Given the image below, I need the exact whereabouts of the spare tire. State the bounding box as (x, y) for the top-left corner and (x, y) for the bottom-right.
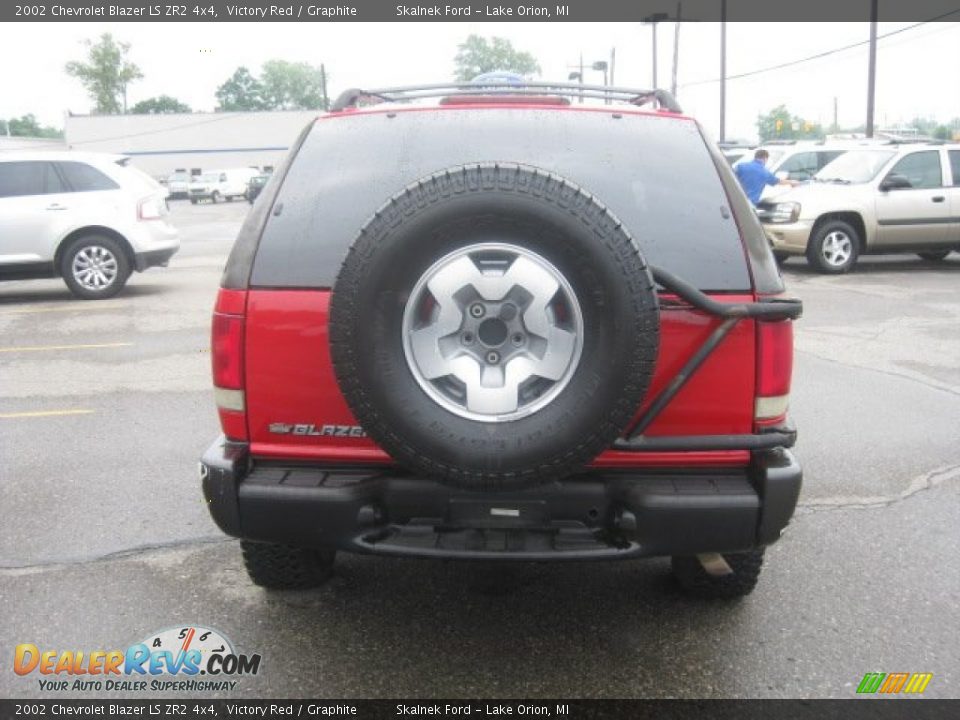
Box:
(330, 164), (659, 490)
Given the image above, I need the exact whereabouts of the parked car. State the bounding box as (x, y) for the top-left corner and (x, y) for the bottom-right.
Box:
(245, 173), (270, 204)
(165, 170), (191, 199)
(188, 168), (258, 204)
(200, 81), (803, 599)
(736, 142), (851, 201)
(0, 152), (180, 299)
(719, 141), (755, 165)
(760, 143), (960, 272)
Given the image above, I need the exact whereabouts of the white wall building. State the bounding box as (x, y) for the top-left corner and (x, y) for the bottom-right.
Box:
(0, 136), (66, 152)
(64, 110), (319, 179)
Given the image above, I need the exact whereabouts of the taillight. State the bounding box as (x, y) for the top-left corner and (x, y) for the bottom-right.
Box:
(212, 289), (248, 441)
(755, 319), (793, 425)
(137, 195), (165, 221)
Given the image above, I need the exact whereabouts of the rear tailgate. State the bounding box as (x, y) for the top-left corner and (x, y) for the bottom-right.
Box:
(243, 289), (756, 467)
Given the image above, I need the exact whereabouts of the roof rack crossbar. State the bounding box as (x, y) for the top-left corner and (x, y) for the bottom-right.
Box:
(330, 82), (682, 113)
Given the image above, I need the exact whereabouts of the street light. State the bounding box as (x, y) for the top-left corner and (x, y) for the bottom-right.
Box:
(591, 60), (609, 104)
(591, 60), (608, 88)
(568, 71), (583, 103)
(643, 12), (669, 88)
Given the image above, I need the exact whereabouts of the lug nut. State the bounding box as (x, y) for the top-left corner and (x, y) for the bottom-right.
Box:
(469, 303), (485, 318)
(500, 303), (518, 321)
(461, 332), (475, 345)
(486, 351), (500, 364)
(511, 333), (525, 347)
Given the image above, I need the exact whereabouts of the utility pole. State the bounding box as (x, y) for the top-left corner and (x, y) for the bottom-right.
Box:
(866, 0), (878, 138)
(719, 0), (727, 142)
(580, 52), (584, 103)
(320, 63), (329, 111)
(833, 96), (838, 132)
(610, 47), (616, 87)
(644, 13), (668, 88)
(671, 3), (682, 99)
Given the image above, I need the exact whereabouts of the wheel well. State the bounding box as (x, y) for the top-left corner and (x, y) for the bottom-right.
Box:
(811, 212), (867, 252)
(54, 227), (135, 276)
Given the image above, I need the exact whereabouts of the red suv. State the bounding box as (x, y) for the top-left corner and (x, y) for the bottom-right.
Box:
(200, 82), (802, 599)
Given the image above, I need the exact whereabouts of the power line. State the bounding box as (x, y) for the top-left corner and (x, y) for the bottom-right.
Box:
(679, 10), (960, 89)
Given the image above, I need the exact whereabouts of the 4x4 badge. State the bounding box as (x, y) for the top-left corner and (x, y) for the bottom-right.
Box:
(268, 423), (366, 438)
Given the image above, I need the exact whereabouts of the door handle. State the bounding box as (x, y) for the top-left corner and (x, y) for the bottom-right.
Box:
(45, 203), (67, 211)
(931, 196), (945, 203)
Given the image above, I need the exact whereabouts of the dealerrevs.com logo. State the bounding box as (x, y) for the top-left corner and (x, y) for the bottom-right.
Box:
(13, 626), (261, 693)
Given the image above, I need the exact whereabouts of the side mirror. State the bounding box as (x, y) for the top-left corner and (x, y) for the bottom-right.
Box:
(880, 173), (911, 191)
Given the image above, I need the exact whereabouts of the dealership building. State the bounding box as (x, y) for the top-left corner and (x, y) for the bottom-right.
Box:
(63, 109), (319, 179)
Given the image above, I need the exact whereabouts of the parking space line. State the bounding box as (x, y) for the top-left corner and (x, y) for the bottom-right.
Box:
(0, 303), (124, 315)
(0, 409), (95, 419)
(0, 342), (133, 353)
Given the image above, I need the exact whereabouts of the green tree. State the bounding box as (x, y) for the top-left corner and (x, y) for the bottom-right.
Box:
(64, 33), (142, 114)
(0, 114), (62, 138)
(453, 35), (541, 82)
(130, 95), (191, 114)
(215, 67), (266, 111)
(757, 105), (823, 142)
(932, 125), (952, 141)
(260, 59), (327, 110)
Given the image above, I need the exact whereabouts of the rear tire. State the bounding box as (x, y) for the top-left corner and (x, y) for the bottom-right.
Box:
(211, 191), (221, 204)
(60, 234), (131, 300)
(918, 250), (951, 261)
(772, 250), (789, 265)
(240, 540), (335, 590)
(807, 220), (859, 274)
(190, 198), (198, 205)
(672, 549), (765, 599)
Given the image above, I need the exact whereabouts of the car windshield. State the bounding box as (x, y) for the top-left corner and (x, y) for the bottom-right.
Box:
(814, 150), (896, 184)
(198, 173), (220, 182)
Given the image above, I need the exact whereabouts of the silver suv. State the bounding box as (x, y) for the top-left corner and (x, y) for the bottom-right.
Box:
(0, 152), (180, 298)
(760, 143), (960, 273)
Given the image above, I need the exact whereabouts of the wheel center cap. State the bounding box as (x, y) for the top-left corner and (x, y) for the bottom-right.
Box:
(477, 317), (508, 347)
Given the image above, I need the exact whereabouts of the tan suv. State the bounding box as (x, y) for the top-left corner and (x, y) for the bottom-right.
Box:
(760, 143), (960, 273)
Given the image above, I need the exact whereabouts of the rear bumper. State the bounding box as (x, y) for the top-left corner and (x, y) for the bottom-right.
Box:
(200, 438), (802, 561)
(134, 247), (178, 271)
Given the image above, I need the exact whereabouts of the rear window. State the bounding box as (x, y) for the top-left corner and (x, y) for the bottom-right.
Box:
(57, 161), (119, 192)
(251, 109), (753, 291)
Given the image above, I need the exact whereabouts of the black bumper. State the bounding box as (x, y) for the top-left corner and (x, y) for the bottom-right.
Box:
(134, 248), (178, 272)
(200, 438), (802, 561)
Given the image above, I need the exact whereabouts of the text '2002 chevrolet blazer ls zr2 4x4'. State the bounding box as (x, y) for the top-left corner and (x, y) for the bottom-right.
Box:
(200, 82), (803, 599)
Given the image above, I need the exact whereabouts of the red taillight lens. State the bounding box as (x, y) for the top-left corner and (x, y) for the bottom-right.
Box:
(212, 313), (244, 390)
(757, 320), (793, 397)
(212, 289), (247, 441)
(756, 319), (794, 423)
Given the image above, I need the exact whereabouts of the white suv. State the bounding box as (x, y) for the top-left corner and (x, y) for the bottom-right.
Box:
(0, 152), (180, 299)
(737, 142), (850, 201)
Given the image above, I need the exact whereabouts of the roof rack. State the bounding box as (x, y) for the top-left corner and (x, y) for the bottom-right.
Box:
(330, 81), (683, 113)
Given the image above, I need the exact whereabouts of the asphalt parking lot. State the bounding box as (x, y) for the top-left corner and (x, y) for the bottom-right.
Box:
(1, 201), (958, 699)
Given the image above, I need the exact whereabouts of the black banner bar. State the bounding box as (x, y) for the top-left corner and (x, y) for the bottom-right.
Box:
(1, 700), (959, 719)
(4, 0), (960, 22)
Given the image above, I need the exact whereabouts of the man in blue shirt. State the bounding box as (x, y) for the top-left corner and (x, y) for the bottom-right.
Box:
(735, 149), (797, 205)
